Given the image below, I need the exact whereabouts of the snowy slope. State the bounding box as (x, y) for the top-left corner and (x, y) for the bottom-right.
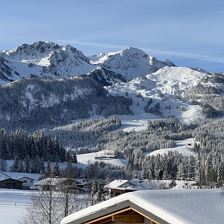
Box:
(42, 44), (95, 76)
(91, 47), (175, 80)
(106, 66), (208, 123)
(77, 150), (127, 167)
(147, 138), (196, 157)
(0, 57), (20, 84)
(146, 66), (210, 96)
(86, 67), (126, 86)
(117, 119), (149, 132)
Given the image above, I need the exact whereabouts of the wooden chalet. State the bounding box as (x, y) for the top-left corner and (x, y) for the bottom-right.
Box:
(0, 178), (23, 189)
(61, 189), (224, 224)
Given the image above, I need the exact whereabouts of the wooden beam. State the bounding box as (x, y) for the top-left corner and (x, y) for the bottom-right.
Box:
(85, 207), (157, 224)
(86, 208), (132, 224)
(90, 216), (112, 224)
(112, 212), (144, 223)
(131, 207), (160, 224)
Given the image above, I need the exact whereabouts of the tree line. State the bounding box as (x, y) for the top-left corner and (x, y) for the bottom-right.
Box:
(0, 129), (77, 163)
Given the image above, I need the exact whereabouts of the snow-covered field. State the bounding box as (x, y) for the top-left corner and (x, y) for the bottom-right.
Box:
(77, 139), (195, 168)
(77, 150), (127, 167)
(0, 189), (32, 224)
(0, 189), (90, 224)
(147, 138), (196, 157)
(118, 118), (149, 132)
(0, 182), (197, 224)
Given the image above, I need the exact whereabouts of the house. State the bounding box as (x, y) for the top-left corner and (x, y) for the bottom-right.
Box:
(0, 171), (41, 190)
(61, 189), (224, 224)
(94, 150), (116, 160)
(0, 178), (23, 189)
(33, 178), (69, 191)
(75, 178), (93, 192)
(18, 177), (35, 189)
(33, 177), (79, 191)
(104, 179), (134, 197)
(105, 179), (196, 197)
(33, 178), (103, 193)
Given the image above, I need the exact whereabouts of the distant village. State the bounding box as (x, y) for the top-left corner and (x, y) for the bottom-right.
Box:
(0, 171), (197, 197)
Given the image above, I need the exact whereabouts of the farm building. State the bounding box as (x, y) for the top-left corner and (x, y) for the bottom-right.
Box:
(18, 177), (35, 189)
(105, 179), (196, 197)
(0, 171), (40, 189)
(33, 177), (92, 192)
(0, 178), (23, 189)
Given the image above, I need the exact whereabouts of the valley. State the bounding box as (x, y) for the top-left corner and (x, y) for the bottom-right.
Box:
(0, 41), (224, 194)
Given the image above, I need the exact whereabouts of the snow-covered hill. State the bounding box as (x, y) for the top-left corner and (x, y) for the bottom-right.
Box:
(106, 66), (213, 122)
(146, 66), (211, 96)
(0, 77), (132, 129)
(147, 138), (196, 157)
(76, 150), (127, 167)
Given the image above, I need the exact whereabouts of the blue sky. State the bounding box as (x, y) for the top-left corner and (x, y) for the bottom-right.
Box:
(1, 0), (224, 72)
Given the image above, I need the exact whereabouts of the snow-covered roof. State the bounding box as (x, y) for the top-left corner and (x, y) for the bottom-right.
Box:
(61, 189), (224, 224)
(129, 179), (164, 190)
(0, 171), (40, 182)
(34, 178), (70, 186)
(74, 178), (93, 185)
(105, 179), (196, 191)
(104, 179), (128, 189)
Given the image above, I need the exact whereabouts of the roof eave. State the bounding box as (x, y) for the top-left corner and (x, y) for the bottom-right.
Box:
(61, 199), (169, 224)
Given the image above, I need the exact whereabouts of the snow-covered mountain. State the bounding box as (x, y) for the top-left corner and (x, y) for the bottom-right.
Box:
(0, 43), (177, 85)
(1, 41), (60, 62)
(91, 47), (175, 80)
(0, 41), (95, 79)
(86, 67), (126, 86)
(1, 40), (224, 127)
(0, 42), (176, 86)
(0, 77), (132, 129)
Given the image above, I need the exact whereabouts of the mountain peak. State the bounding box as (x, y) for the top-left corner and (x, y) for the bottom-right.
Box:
(121, 47), (148, 57)
(1, 41), (61, 62)
(6, 41), (60, 53)
(91, 47), (174, 80)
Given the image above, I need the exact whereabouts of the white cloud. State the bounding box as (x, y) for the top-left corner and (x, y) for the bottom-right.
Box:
(55, 39), (128, 50)
(56, 39), (224, 64)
